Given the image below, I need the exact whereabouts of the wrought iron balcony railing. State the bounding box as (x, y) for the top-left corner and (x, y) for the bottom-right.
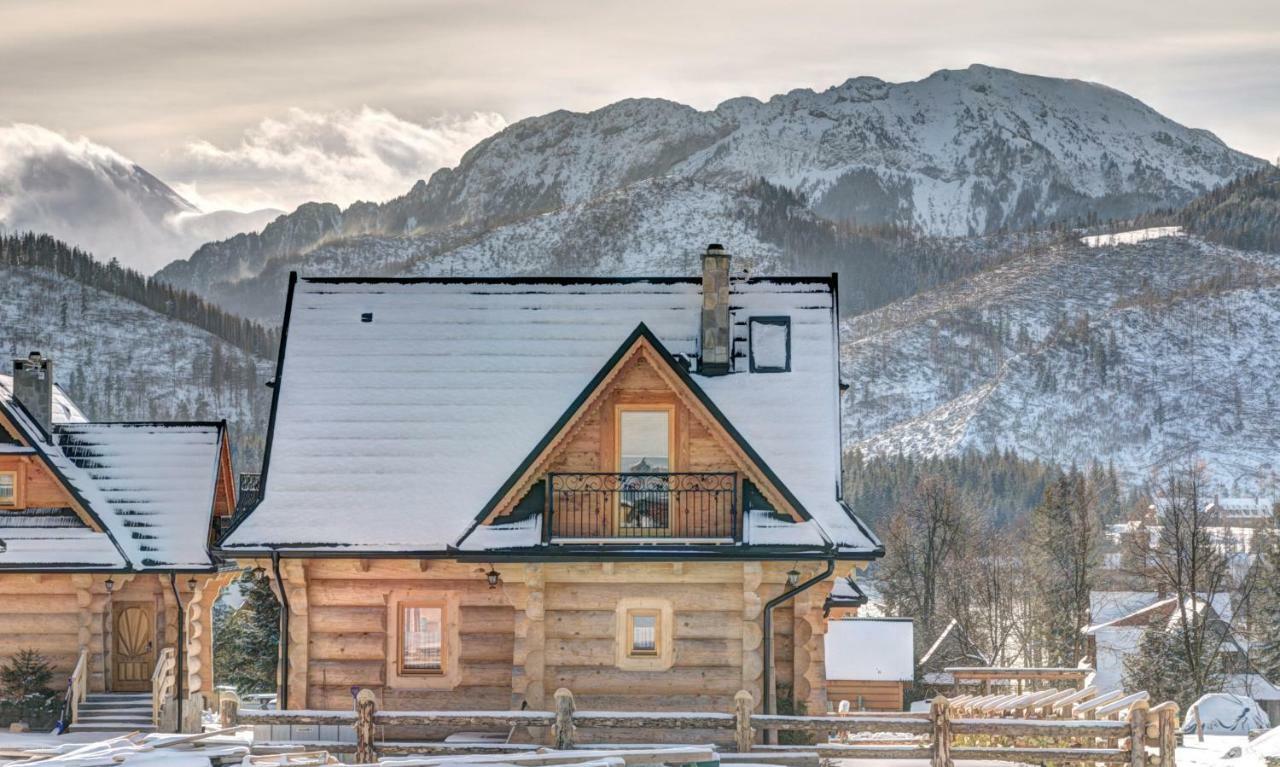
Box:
(545, 471), (738, 542)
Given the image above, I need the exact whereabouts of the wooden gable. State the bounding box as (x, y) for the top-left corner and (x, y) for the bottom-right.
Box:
(0, 408), (103, 532)
(481, 330), (804, 526)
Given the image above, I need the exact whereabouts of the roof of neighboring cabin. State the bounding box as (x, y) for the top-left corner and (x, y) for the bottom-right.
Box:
(0, 376), (229, 571)
(825, 578), (868, 610)
(220, 274), (882, 559)
(825, 618), (915, 681)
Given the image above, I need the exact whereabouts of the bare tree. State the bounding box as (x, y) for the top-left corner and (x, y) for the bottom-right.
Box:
(1029, 468), (1102, 666)
(874, 476), (973, 655)
(1125, 462), (1258, 699)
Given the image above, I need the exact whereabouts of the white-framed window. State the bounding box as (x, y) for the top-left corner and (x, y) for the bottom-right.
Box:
(0, 471), (16, 507)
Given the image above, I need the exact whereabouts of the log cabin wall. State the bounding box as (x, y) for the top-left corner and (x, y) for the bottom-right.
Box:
(282, 559), (834, 741)
(0, 573), (179, 695)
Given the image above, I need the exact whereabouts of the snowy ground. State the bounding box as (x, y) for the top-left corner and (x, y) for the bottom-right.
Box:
(1080, 226), (1184, 247)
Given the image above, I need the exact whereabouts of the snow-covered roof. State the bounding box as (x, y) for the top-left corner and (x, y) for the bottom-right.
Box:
(1084, 592), (1236, 635)
(825, 618), (915, 681)
(826, 577), (868, 607)
(0, 380), (227, 571)
(1088, 591), (1164, 629)
(222, 275), (882, 558)
(55, 423), (226, 569)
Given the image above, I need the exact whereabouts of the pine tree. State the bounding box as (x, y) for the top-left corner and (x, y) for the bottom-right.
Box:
(0, 649), (54, 697)
(1028, 468), (1100, 666)
(213, 571), (281, 693)
(1251, 512), (1280, 681)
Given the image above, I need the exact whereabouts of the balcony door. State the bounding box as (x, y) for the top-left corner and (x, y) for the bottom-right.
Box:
(615, 406), (674, 535)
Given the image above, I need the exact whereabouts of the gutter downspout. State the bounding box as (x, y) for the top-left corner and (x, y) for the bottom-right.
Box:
(167, 574), (185, 732)
(271, 551), (290, 710)
(762, 559), (834, 745)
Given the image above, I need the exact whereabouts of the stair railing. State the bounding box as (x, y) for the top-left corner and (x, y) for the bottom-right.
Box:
(151, 647), (177, 728)
(57, 649), (90, 732)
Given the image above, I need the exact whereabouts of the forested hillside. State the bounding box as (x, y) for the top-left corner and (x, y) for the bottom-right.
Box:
(0, 234), (274, 469)
(1179, 166), (1280, 253)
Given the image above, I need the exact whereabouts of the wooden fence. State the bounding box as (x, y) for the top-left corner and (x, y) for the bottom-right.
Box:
(224, 687), (1180, 766)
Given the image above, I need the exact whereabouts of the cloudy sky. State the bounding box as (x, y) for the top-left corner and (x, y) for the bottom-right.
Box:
(2, 0), (1278, 214)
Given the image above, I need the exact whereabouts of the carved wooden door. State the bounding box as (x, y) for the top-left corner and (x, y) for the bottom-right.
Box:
(111, 603), (155, 691)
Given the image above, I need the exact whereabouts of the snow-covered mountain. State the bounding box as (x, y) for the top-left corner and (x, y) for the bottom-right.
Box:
(843, 228), (1280, 494)
(0, 124), (280, 272)
(157, 65), (1264, 310)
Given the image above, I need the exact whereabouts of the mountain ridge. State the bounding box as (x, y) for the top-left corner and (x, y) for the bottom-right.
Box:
(155, 65), (1265, 309)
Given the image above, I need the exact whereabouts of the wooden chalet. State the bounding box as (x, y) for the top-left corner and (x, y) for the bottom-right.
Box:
(218, 245), (884, 733)
(0, 354), (237, 732)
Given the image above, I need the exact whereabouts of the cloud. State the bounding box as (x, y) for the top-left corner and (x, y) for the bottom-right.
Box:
(0, 123), (282, 272)
(164, 106), (507, 213)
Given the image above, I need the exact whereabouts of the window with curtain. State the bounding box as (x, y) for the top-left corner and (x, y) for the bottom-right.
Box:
(0, 472), (15, 506)
(399, 604), (445, 673)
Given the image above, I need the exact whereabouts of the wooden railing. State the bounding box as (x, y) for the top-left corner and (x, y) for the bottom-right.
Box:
(151, 647), (177, 728)
(225, 687), (1180, 766)
(66, 649), (89, 727)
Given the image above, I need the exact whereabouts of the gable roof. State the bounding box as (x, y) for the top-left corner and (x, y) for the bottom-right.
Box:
(221, 274), (882, 559)
(56, 422), (229, 569)
(455, 323), (812, 548)
(0, 376), (228, 571)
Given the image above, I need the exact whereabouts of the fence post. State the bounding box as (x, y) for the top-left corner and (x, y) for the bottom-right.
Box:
(554, 688), (576, 750)
(1128, 699), (1149, 767)
(1157, 702), (1179, 767)
(355, 688), (378, 764)
(930, 695), (952, 767)
(219, 690), (240, 728)
(734, 690), (755, 753)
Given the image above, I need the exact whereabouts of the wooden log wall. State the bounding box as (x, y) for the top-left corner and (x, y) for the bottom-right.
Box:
(290, 559), (833, 744)
(0, 573), (174, 695)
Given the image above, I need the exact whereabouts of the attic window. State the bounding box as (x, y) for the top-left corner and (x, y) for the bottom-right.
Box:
(0, 472), (13, 506)
(749, 316), (791, 373)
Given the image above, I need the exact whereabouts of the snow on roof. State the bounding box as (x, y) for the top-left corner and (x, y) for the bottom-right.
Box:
(825, 618), (915, 681)
(1087, 591), (1165, 629)
(55, 423), (224, 569)
(0, 381), (223, 571)
(223, 276), (881, 556)
(1085, 592), (1236, 634)
(0, 373), (88, 424)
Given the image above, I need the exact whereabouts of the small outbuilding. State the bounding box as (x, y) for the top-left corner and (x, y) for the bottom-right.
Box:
(823, 617), (914, 711)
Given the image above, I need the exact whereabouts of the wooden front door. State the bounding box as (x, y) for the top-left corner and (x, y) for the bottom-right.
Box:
(111, 603), (155, 691)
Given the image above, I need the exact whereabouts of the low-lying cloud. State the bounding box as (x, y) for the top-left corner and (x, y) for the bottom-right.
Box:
(165, 106), (508, 213)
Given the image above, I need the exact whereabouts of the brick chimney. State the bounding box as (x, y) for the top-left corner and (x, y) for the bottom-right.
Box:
(699, 244), (731, 376)
(12, 352), (54, 438)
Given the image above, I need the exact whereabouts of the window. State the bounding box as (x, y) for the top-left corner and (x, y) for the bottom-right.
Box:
(749, 316), (791, 373)
(399, 603), (445, 674)
(0, 472), (15, 507)
(617, 409), (672, 473)
(627, 609), (660, 656)
(614, 598), (673, 670)
(616, 407), (675, 532)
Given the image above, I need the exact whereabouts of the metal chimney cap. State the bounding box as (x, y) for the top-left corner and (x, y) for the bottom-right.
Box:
(26, 351), (44, 362)
(704, 243), (728, 256)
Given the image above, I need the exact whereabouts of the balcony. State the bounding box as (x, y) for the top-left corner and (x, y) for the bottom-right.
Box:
(544, 472), (739, 543)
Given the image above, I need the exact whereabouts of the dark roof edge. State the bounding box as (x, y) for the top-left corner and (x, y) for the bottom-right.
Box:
(216, 271), (298, 548)
(212, 544), (880, 562)
(55, 420), (227, 429)
(0, 397), (132, 565)
(297, 274), (839, 287)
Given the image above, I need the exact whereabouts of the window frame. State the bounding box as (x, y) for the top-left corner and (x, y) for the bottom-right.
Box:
(614, 597), (674, 671)
(0, 470), (18, 508)
(613, 404), (678, 535)
(626, 608), (662, 657)
(613, 404), (677, 474)
(395, 599), (449, 677)
(748, 316), (792, 373)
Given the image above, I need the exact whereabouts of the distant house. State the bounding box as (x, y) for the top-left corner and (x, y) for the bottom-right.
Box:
(217, 247), (884, 735)
(1082, 591), (1241, 692)
(0, 354), (237, 731)
(824, 617), (913, 710)
(916, 619), (989, 693)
